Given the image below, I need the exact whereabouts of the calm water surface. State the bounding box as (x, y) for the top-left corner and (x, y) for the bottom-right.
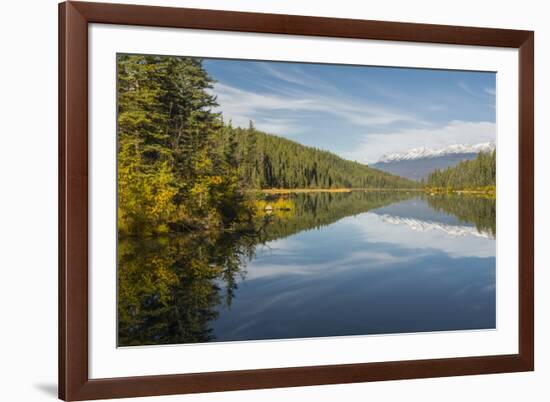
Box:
(118, 191), (496, 346)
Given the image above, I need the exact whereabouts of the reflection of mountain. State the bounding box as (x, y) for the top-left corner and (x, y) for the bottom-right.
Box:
(425, 194), (496, 237)
(378, 214), (494, 239)
(118, 191), (495, 346)
(371, 195), (496, 237)
(259, 191), (414, 242)
(371, 142), (495, 181)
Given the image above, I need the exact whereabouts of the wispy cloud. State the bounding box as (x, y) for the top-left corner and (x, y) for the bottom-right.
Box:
(427, 104), (447, 112)
(253, 117), (304, 137)
(484, 87), (496, 96)
(459, 82), (495, 99)
(204, 59), (496, 160)
(458, 82), (483, 98)
(211, 82), (421, 136)
(258, 63), (316, 88)
(342, 120), (496, 164)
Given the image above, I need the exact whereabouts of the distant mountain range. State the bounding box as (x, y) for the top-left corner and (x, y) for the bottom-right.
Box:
(371, 142), (495, 181)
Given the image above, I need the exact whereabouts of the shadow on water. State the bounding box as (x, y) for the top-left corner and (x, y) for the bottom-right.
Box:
(118, 190), (496, 346)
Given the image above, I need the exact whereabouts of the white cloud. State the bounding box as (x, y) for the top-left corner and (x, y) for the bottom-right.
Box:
(458, 82), (484, 98)
(258, 63), (320, 88)
(342, 120), (496, 164)
(253, 117), (305, 137)
(484, 87), (496, 96)
(459, 82), (495, 99)
(427, 104), (447, 111)
(210, 82), (421, 136)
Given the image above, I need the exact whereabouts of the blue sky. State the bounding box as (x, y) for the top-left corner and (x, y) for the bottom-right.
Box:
(203, 58), (496, 164)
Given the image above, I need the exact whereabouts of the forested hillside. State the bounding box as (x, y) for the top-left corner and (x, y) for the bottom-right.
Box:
(229, 124), (415, 190)
(117, 54), (416, 236)
(425, 151), (496, 191)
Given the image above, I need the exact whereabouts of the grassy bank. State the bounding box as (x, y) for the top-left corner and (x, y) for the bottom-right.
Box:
(424, 186), (496, 198)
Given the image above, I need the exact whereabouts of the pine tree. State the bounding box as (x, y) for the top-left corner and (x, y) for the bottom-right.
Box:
(426, 151), (496, 191)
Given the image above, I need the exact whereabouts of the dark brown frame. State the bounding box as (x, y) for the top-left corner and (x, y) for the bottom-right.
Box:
(59, 1), (534, 400)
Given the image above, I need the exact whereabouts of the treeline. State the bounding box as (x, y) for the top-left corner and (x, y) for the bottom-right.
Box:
(231, 124), (415, 190)
(426, 150), (496, 191)
(117, 54), (415, 236)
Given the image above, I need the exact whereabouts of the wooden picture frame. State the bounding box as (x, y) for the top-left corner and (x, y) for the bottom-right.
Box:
(59, 1), (534, 400)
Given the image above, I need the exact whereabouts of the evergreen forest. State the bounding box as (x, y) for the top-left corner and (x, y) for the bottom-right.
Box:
(425, 150), (496, 192)
(117, 54), (416, 237)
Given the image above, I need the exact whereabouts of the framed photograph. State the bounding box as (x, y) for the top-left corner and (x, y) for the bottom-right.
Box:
(59, 1), (534, 400)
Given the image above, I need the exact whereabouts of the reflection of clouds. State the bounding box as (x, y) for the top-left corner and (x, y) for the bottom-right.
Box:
(482, 284), (496, 292)
(246, 208), (495, 281)
(215, 207), (496, 340)
(232, 246), (416, 320)
(214, 199), (496, 340)
(378, 214), (494, 239)
(246, 248), (410, 280)
(254, 237), (302, 257)
(234, 286), (306, 318)
(347, 213), (495, 259)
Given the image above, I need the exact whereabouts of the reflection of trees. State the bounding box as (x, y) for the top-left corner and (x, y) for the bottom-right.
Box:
(118, 231), (256, 346)
(118, 191), (496, 346)
(423, 194), (496, 236)
(118, 190), (415, 346)
(259, 191), (415, 241)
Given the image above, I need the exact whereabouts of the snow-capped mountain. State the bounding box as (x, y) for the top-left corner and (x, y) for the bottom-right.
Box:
(371, 142), (495, 181)
(377, 142), (495, 163)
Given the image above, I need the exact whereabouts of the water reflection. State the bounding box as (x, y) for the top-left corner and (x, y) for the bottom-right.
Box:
(118, 191), (496, 346)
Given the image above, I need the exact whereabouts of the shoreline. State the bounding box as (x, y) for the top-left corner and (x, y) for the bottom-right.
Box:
(424, 187), (495, 197)
(246, 188), (495, 196)
(250, 188), (423, 194)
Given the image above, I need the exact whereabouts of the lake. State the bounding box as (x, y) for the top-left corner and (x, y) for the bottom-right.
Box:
(118, 191), (496, 346)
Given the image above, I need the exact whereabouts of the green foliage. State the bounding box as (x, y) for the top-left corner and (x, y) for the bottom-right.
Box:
(230, 126), (417, 190)
(118, 231), (256, 346)
(256, 190), (415, 242)
(118, 142), (177, 235)
(117, 55), (252, 236)
(117, 54), (417, 236)
(426, 150), (496, 190)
